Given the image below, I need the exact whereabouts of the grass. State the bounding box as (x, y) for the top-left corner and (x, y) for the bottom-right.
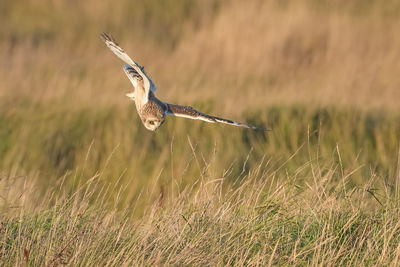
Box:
(1, 0), (400, 265)
(2, 153), (400, 266)
(1, 102), (398, 192)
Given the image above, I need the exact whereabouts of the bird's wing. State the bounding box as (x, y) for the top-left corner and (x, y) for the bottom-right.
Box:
(100, 33), (157, 103)
(122, 64), (143, 100)
(165, 103), (267, 130)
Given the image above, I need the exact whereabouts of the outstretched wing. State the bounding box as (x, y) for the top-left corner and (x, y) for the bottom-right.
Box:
(122, 64), (142, 100)
(100, 33), (157, 103)
(165, 103), (267, 130)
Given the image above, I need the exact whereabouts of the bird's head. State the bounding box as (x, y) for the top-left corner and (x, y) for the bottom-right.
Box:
(140, 102), (166, 131)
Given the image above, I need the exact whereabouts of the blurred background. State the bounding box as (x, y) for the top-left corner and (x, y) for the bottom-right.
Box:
(1, 0), (400, 214)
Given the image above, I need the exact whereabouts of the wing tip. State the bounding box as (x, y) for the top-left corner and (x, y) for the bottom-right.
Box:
(214, 117), (269, 131)
(100, 32), (118, 45)
(100, 32), (109, 42)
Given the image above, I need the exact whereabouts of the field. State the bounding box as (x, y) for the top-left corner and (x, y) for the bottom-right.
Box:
(1, 0), (400, 265)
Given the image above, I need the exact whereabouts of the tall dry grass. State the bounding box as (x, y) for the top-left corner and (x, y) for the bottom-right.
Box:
(1, 151), (400, 265)
(2, 0), (400, 111)
(1, 0), (400, 265)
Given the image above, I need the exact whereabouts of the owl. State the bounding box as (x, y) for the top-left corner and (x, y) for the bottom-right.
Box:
(101, 33), (266, 131)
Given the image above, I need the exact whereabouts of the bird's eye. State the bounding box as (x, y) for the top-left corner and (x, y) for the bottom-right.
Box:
(149, 121), (155, 125)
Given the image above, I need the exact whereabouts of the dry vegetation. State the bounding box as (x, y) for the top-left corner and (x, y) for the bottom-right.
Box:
(3, 157), (400, 266)
(1, 0), (400, 265)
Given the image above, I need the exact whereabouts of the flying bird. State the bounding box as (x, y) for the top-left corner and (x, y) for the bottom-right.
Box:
(100, 33), (266, 131)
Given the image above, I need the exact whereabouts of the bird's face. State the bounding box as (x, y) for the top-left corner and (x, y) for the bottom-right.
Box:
(142, 116), (165, 131)
(138, 97), (167, 131)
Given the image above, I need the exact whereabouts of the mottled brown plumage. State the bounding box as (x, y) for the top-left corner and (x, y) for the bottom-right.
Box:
(101, 33), (267, 131)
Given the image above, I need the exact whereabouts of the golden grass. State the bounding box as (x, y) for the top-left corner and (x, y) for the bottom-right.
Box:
(2, 153), (400, 265)
(1, 0), (400, 265)
(2, 0), (400, 111)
